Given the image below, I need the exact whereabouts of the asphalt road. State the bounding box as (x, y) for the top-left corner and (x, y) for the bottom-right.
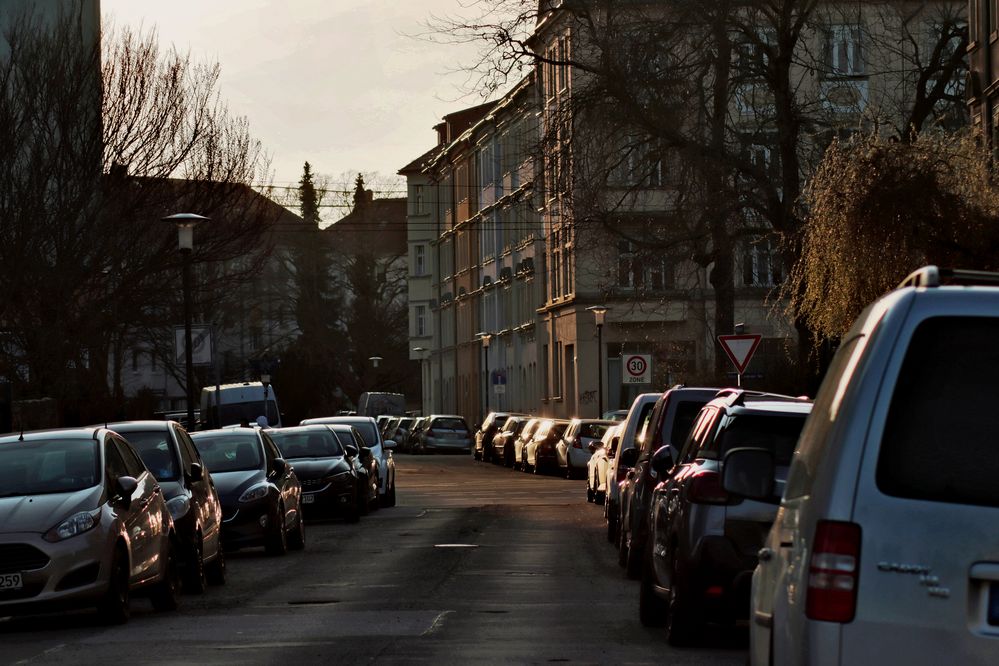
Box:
(1, 455), (747, 665)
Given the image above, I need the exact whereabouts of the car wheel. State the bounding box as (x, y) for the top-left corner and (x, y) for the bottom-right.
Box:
(357, 485), (370, 516)
(98, 546), (131, 624)
(639, 546), (669, 628)
(618, 525), (630, 568)
(150, 538), (182, 612)
(265, 506), (288, 556)
(595, 490), (606, 506)
(625, 531), (644, 580)
(586, 481), (595, 503)
(288, 505), (306, 551)
(184, 534), (208, 594)
(606, 505), (618, 543)
(565, 457), (576, 480)
(206, 542), (226, 586)
(386, 480), (397, 507)
(665, 547), (700, 647)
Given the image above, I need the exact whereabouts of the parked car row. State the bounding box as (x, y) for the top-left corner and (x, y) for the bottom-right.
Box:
(383, 414), (473, 455)
(0, 415), (397, 624)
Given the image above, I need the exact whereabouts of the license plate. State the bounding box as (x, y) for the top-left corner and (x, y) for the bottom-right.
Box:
(0, 573), (23, 590)
(302, 494), (315, 505)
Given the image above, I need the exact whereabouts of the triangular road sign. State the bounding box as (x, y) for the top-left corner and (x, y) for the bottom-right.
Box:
(718, 334), (762, 374)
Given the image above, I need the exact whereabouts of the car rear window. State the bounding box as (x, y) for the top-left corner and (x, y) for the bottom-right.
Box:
(433, 418), (468, 431)
(711, 413), (808, 465)
(877, 316), (999, 507)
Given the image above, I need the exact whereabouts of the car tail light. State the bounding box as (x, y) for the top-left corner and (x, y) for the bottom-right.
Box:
(686, 470), (729, 504)
(572, 438), (582, 449)
(806, 521), (861, 623)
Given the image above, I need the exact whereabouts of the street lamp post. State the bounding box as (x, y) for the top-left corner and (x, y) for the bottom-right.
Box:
(164, 213), (209, 430)
(476, 332), (491, 419)
(586, 306), (608, 417)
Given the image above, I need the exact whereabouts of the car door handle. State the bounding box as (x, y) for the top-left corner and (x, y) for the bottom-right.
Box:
(758, 547), (775, 562)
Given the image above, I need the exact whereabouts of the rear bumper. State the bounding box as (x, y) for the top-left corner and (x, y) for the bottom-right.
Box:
(424, 438), (471, 452)
(688, 535), (759, 620)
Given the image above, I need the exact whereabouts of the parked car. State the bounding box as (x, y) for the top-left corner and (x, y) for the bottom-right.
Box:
(299, 416), (397, 506)
(524, 419), (571, 474)
(490, 415), (530, 467)
(327, 424), (380, 512)
(587, 423), (622, 504)
(381, 416), (401, 440)
(735, 266), (999, 666)
(190, 428), (304, 555)
(201, 381), (282, 429)
(616, 387), (717, 578)
(605, 393), (660, 543)
(556, 419), (615, 479)
(513, 418), (542, 470)
(388, 417), (416, 453)
(268, 425), (364, 522)
(416, 415), (473, 453)
(0, 428), (181, 623)
(474, 411), (513, 461)
(640, 390), (811, 645)
(108, 420), (226, 592)
(406, 417), (428, 452)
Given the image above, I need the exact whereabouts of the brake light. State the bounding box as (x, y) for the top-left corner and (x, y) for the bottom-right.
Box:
(572, 438), (582, 449)
(806, 521), (861, 623)
(686, 470), (729, 504)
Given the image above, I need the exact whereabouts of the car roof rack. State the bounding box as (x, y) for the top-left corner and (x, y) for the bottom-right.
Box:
(898, 266), (999, 289)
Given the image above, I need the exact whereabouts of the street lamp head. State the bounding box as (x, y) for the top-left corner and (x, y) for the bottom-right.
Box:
(475, 332), (492, 348)
(163, 213), (210, 251)
(412, 347), (426, 353)
(586, 305), (609, 327)
(369, 356), (383, 368)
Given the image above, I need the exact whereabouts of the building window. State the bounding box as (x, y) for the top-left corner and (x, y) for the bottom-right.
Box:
(826, 25), (864, 77)
(618, 241), (674, 290)
(743, 237), (783, 287)
(415, 305), (427, 337)
(414, 245), (426, 276)
(413, 185), (425, 214)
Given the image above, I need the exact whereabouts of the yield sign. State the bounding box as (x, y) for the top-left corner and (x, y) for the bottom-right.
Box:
(717, 334), (762, 374)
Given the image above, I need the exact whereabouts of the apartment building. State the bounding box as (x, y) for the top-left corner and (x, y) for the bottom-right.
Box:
(402, 77), (544, 425)
(969, 0), (999, 141)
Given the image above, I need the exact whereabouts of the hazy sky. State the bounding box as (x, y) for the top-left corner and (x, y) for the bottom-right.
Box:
(102, 0), (493, 194)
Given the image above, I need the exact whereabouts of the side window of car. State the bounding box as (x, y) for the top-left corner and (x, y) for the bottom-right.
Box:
(678, 408), (715, 464)
(172, 427), (195, 474)
(642, 398), (667, 456)
(105, 440), (130, 485)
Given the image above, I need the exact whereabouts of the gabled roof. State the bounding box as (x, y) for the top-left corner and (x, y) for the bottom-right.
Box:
(324, 197), (407, 257)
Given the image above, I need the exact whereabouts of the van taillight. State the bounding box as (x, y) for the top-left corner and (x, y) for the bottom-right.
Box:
(687, 470), (729, 504)
(806, 521), (861, 623)
(572, 438), (582, 449)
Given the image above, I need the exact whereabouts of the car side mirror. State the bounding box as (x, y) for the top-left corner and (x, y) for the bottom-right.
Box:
(344, 444), (358, 458)
(384, 439), (396, 450)
(188, 463), (204, 482)
(272, 458), (288, 476)
(650, 445), (673, 478)
(360, 446), (372, 459)
(116, 476), (138, 507)
(619, 446), (640, 468)
(721, 448), (778, 503)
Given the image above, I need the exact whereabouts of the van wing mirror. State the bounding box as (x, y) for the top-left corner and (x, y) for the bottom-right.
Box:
(721, 448), (778, 503)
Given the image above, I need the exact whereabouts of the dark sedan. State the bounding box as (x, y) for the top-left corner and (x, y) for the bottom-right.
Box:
(190, 428), (304, 556)
(327, 424), (380, 513)
(268, 426), (363, 522)
(108, 420), (226, 592)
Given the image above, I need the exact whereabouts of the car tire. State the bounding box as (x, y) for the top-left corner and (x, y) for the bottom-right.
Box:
(206, 543), (226, 586)
(150, 539), (182, 612)
(595, 490), (605, 506)
(625, 531), (643, 580)
(98, 546), (131, 625)
(639, 548), (669, 628)
(265, 507), (288, 556)
(587, 482), (594, 503)
(386, 481), (397, 507)
(665, 547), (700, 647)
(606, 506), (618, 543)
(618, 525), (629, 568)
(288, 506), (306, 551)
(184, 534), (208, 594)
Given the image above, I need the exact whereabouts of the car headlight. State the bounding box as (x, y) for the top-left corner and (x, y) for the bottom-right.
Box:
(327, 471), (352, 484)
(44, 509), (101, 542)
(238, 484), (270, 503)
(166, 496), (191, 520)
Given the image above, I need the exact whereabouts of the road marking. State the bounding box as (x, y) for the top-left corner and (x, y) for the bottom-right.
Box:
(14, 643), (66, 664)
(421, 610), (454, 636)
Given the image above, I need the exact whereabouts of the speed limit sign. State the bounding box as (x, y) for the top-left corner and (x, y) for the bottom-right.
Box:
(623, 354), (652, 384)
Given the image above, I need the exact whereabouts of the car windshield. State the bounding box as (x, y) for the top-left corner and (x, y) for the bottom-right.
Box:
(191, 432), (263, 472)
(120, 430), (181, 481)
(270, 429), (343, 459)
(434, 418), (468, 431)
(0, 438), (100, 497)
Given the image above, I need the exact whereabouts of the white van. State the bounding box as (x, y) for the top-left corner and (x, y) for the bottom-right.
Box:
(200, 382), (282, 429)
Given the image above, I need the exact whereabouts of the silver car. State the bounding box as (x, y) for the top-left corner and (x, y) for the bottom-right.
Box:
(417, 415), (472, 454)
(730, 266), (999, 665)
(0, 428), (181, 623)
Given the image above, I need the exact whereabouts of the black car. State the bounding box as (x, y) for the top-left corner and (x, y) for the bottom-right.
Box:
(268, 425), (363, 522)
(108, 420), (226, 592)
(328, 424), (380, 512)
(615, 388), (716, 579)
(190, 428), (305, 555)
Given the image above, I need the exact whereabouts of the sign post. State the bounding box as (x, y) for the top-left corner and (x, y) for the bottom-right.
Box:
(717, 334), (762, 387)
